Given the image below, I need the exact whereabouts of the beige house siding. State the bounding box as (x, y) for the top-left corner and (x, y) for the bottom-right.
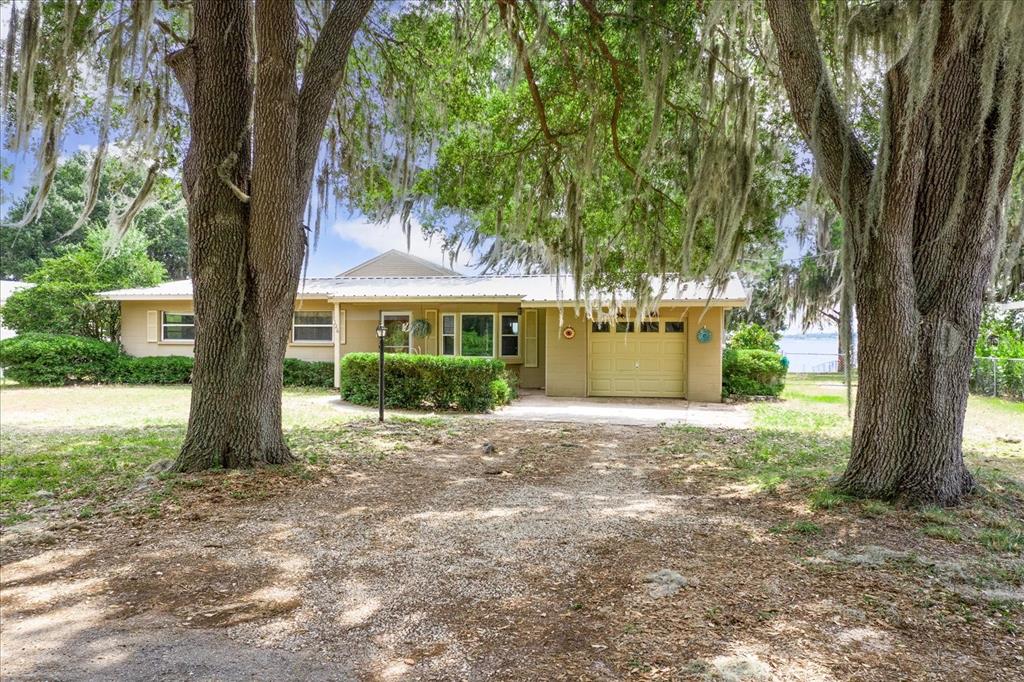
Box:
(544, 308), (588, 397)
(119, 297), (727, 402)
(121, 300), (334, 362)
(121, 300), (528, 367)
(686, 306), (724, 402)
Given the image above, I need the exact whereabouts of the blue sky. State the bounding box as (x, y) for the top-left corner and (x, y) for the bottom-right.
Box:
(1, 131), (476, 278)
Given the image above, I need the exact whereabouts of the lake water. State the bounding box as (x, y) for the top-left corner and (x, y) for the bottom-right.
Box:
(779, 334), (850, 372)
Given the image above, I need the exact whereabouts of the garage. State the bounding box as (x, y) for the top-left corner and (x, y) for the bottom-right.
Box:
(588, 319), (687, 398)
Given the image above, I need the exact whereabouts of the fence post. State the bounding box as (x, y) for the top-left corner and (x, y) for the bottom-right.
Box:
(992, 357), (998, 397)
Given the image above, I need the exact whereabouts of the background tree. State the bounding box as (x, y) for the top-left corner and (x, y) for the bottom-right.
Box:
(0, 226), (165, 340)
(2, 153), (188, 279)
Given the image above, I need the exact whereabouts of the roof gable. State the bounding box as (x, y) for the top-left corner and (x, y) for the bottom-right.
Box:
(339, 250), (461, 277)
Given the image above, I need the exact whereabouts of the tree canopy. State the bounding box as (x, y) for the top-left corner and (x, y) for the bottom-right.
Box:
(0, 226), (165, 340)
(2, 153), (188, 279)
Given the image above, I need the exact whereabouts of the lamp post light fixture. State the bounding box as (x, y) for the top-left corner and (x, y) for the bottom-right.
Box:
(375, 322), (387, 422)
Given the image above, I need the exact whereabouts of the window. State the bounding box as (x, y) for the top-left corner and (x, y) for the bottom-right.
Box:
(640, 321), (660, 333)
(615, 321), (635, 333)
(441, 314), (456, 355)
(293, 311), (333, 342)
(162, 312), (195, 341)
(665, 321), (685, 333)
(381, 312), (412, 353)
(592, 321), (610, 333)
(500, 314), (520, 356)
(461, 314), (494, 357)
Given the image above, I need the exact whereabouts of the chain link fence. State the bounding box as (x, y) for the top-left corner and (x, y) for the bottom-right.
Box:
(783, 353), (1023, 402)
(970, 357), (1024, 401)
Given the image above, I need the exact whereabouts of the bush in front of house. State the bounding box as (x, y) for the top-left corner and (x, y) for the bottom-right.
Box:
(109, 355), (195, 384)
(283, 358), (334, 388)
(727, 322), (780, 352)
(0, 333), (121, 385)
(339, 352), (512, 412)
(722, 347), (788, 397)
(0, 333), (336, 388)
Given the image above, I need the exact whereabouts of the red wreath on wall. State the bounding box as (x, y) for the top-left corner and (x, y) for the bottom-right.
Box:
(562, 326), (576, 340)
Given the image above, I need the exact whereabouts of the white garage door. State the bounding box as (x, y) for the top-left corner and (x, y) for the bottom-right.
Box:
(588, 320), (687, 398)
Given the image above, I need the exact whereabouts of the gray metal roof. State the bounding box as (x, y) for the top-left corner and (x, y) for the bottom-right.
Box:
(98, 273), (747, 306)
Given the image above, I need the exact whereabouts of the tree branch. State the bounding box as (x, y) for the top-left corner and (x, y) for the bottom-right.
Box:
(765, 0), (874, 216)
(497, 0), (561, 148)
(295, 0), (372, 206)
(166, 43), (196, 112)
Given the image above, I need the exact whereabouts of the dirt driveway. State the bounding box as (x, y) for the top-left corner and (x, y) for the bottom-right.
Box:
(2, 418), (1021, 681)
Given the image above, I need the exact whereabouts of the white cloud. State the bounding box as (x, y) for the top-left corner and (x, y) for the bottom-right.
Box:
(330, 215), (475, 269)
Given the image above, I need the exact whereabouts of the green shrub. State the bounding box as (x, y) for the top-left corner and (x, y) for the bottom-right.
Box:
(339, 352), (510, 412)
(722, 348), (788, 397)
(110, 355), (194, 384)
(728, 322), (780, 352)
(0, 333), (339, 389)
(283, 358), (334, 388)
(0, 333), (121, 385)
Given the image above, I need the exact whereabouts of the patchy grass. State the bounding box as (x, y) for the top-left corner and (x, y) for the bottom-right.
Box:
(978, 528), (1024, 553)
(0, 426), (182, 519)
(923, 524), (962, 542)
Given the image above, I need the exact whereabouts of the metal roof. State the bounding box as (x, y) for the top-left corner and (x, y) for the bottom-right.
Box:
(98, 273), (747, 306)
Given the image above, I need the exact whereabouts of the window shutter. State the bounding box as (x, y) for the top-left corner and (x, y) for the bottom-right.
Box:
(147, 311), (159, 342)
(524, 309), (538, 367)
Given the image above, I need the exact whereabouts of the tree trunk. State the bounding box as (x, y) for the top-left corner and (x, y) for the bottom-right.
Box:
(169, 0), (370, 471)
(767, 0), (1023, 505)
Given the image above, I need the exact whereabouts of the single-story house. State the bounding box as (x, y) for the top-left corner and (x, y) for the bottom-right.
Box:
(99, 250), (746, 402)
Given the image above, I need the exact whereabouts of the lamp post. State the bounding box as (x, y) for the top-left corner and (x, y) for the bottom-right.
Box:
(375, 322), (386, 422)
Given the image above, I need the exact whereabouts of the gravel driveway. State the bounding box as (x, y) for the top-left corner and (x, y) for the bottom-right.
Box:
(2, 419), (1019, 681)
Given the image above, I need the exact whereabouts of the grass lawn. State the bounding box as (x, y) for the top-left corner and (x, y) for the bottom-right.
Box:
(1, 380), (1022, 679)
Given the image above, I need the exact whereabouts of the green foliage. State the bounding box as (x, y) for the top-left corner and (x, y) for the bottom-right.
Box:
(0, 334), (331, 388)
(344, 4), (796, 296)
(283, 359), (334, 389)
(1, 153), (188, 279)
(972, 304), (1024, 400)
(0, 227), (165, 340)
(339, 353), (511, 412)
(722, 348), (788, 397)
(109, 356), (194, 384)
(728, 322), (780, 352)
(0, 333), (120, 386)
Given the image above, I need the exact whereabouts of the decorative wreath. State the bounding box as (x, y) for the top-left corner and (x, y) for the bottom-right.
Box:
(562, 326), (576, 340)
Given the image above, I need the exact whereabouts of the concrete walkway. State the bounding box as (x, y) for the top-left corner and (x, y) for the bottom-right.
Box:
(488, 390), (751, 428)
(325, 391), (750, 429)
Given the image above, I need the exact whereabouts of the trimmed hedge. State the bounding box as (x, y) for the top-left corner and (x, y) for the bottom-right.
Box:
(340, 352), (512, 412)
(0, 333), (121, 386)
(109, 355), (194, 384)
(283, 358), (334, 388)
(722, 348), (788, 397)
(0, 333), (334, 388)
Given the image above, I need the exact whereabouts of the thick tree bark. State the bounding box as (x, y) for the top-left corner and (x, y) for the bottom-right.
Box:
(767, 0), (1023, 505)
(169, 0), (370, 471)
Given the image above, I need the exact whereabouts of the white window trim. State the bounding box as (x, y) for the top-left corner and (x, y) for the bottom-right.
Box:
(161, 311), (195, 344)
(440, 313), (457, 356)
(458, 312), (497, 358)
(499, 313), (521, 359)
(291, 310), (334, 345)
(380, 310), (414, 353)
